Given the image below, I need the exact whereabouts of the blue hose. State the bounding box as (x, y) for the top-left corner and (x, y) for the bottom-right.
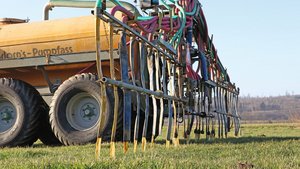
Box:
(186, 27), (193, 45)
(199, 52), (208, 81)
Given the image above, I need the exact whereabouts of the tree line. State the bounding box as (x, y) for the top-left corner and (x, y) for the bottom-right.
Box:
(239, 95), (300, 122)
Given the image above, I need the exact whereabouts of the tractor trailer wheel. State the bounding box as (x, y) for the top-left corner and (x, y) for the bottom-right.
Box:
(49, 73), (118, 145)
(0, 78), (41, 147)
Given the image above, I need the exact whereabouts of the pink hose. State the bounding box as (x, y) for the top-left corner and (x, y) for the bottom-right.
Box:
(111, 6), (134, 19)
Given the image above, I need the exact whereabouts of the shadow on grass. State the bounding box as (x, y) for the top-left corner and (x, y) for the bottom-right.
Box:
(31, 136), (300, 148)
(154, 136), (300, 145)
(32, 142), (63, 148)
(208, 136), (300, 144)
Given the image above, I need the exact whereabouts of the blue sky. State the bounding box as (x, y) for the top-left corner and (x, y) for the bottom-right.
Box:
(201, 1), (300, 96)
(1, 0), (300, 96)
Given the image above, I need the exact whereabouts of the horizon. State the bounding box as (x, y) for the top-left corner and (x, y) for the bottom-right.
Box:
(240, 91), (299, 98)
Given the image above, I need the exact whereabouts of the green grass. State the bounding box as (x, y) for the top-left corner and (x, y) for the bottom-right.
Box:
(1, 123), (300, 169)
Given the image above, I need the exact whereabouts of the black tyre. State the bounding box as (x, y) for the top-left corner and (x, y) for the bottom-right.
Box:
(49, 73), (116, 145)
(37, 102), (62, 146)
(0, 78), (41, 147)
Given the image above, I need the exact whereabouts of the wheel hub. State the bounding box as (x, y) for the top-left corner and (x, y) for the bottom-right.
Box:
(66, 93), (100, 131)
(81, 104), (96, 121)
(1, 107), (14, 123)
(0, 99), (16, 133)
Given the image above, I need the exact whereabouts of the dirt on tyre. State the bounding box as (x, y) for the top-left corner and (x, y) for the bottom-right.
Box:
(49, 73), (117, 145)
(0, 78), (41, 147)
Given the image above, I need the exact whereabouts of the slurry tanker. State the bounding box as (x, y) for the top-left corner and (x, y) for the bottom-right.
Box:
(0, 0), (240, 157)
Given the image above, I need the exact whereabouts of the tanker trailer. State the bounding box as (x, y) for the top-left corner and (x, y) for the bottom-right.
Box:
(0, 12), (124, 146)
(0, 0), (240, 151)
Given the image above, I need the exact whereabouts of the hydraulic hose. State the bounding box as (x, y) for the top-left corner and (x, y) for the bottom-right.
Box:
(200, 52), (208, 81)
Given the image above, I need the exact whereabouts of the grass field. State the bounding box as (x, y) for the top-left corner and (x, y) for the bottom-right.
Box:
(0, 123), (299, 169)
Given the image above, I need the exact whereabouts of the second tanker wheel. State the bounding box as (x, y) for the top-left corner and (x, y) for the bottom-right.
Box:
(49, 73), (115, 146)
(0, 78), (41, 147)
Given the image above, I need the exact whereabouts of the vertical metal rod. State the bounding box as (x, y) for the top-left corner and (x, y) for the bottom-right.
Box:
(161, 55), (168, 140)
(237, 94), (241, 136)
(216, 86), (221, 138)
(176, 45), (183, 145)
(120, 31), (131, 153)
(95, 15), (107, 159)
(166, 60), (173, 148)
(230, 93), (236, 133)
(183, 85), (187, 140)
(196, 81), (201, 140)
(221, 88), (226, 138)
(149, 52), (157, 146)
(233, 93), (240, 136)
(157, 53), (164, 136)
(200, 83), (205, 135)
(211, 67), (217, 138)
(208, 88), (213, 139)
(109, 23), (119, 158)
(226, 92), (230, 135)
(230, 92), (236, 135)
(172, 64), (179, 146)
(211, 88), (216, 138)
(141, 43), (149, 151)
(185, 79), (191, 143)
(219, 87), (224, 138)
(234, 94), (238, 135)
(130, 37), (140, 153)
(232, 92), (238, 136)
(223, 88), (228, 138)
(205, 95), (209, 140)
(228, 91), (233, 133)
(222, 88), (226, 138)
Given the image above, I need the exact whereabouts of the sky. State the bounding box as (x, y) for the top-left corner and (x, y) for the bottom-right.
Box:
(1, 0), (300, 97)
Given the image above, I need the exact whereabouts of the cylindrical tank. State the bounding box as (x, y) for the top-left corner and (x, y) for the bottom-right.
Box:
(0, 15), (120, 87)
(0, 15), (119, 61)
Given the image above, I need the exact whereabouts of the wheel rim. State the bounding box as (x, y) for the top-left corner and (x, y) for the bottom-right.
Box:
(66, 92), (100, 131)
(0, 98), (17, 133)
